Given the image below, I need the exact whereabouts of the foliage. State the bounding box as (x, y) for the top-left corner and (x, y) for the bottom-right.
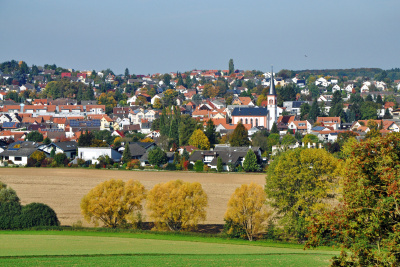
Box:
(0, 202), (22, 229)
(78, 130), (94, 147)
(281, 134), (297, 145)
(365, 119), (381, 139)
(30, 150), (46, 163)
(302, 134), (318, 144)
(81, 179), (146, 228)
(26, 131), (44, 142)
(217, 156), (223, 172)
(54, 153), (68, 166)
(148, 147), (168, 166)
(41, 79), (93, 100)
(43, 137), (51, 145)
(230, 123), (250, 147)
(188, 129), (210, 150)
(306, 133), (400, 266)
(242, 150), (259, 172)
(122, 143), (131, 163)
(126, 159), (141, 170)
(225, 183), (269, 241)
(146, 180), (208, 231)
(266, 148), (341, 241)
(205, 119), (217, 146)
(19, 203), (59, 228)
(0, 182), (20, 203)
(270, 122), (278, 134)
(194, 160), (204, 172)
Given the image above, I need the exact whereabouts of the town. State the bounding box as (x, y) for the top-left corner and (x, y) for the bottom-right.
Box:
(0, 60), (399, 170)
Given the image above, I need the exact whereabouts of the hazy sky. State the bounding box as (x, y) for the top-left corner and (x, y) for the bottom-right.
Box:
(1, 0), (399, 75)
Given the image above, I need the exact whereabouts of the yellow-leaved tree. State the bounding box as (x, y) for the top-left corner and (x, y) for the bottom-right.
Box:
(188, 129), (210, 150)
(80, 179), (146, 228)
(224, 183), (269, 241)
(146, 180), (208, 231)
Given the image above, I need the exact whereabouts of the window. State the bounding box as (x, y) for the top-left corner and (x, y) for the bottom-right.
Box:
(250, 118), (253, 127)
(245, 119), (248, 124)
(255, 118), (258, 126)
(14, 157), (22, 161)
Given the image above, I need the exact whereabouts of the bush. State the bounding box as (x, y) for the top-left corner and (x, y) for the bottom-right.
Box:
(19, 203), (60, 228)
(54, 153), (68, 166)
(188, 163), (194, 170)
(165, 163), (176, 171)
(41, 158), (53, 167)
(223, 219), (247, 239)
(0, 202), (22, 229)
(127, 159), (141, 170)
(194, 160), (204, 172)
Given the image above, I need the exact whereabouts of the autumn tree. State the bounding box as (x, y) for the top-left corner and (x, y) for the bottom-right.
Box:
(189, 129), (210, 150)
(306, 133), (400, 266)
(224, 183), (269, 241)
(80, 179), (146, 228)
(266, 148), (341, 241)
(302, 134), (318, 144)
(365, 119), (381, 139)
(242, 149), (259, 172)
(230, 122), (250, 147)
(146, 180), (208, 231)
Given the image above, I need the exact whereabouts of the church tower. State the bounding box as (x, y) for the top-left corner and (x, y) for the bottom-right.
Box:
(267, 67), (277, 130)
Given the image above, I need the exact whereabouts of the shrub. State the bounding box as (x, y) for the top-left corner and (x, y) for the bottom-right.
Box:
(54, 153), (68, 166)
(165, 163), (176, 170)
(0, 202), (22, 229)
(127, 159), (141, 170)
(194, 160), (204, 172)
(41, 158), (53, 167)
(19, 203), (60, 228)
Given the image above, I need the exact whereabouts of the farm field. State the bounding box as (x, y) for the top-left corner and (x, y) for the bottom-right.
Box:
(0, 168), (265, 226)
(0, 231), (337, 266)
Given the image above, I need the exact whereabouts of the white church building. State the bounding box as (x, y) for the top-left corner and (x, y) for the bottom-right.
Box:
(231, 68), (277, 130)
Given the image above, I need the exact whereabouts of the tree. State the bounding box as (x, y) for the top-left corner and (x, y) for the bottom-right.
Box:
(230, 123), (250, 147)
(242, 149), (259, 172)
(78, 130), (94, 147)
(19, 203), (59, 228)
(205, 119), (217, 146)
(29, 150), (46, 164)
(43, 137), (51, 145)
(0, 182), (20, 203)
(146, 180), (208, 231)
(229, 59), (234, 74)
(122, 142), (131, 163)
(148, 147), (168, 166)
(281, 134), (297, 145)
(189, 129), (210, 150)
(54, 153), (67, 166)
(217, 156), (223, 172)
(383, 108), (393, 119)
(224, 183), (269, 241)
(271, 122), (279, 134)
(306, 133), (400, 266)
(302, 134), (318, 144)
(124, 68), (130, 78)
(266, 148), (341, 241)
(308, 99), (320, 121)
(81, 179), (146, 228)
(26, 131), (43, 142)
(365, 119), (381, 139)
(300, 103), (311, 120)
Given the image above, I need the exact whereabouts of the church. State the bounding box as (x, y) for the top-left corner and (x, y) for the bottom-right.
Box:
(231, 68), (277, 131)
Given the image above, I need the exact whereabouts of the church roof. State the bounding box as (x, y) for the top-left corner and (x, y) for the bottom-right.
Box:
(269, 67), (276, 96)
(231, 107), (268, 116)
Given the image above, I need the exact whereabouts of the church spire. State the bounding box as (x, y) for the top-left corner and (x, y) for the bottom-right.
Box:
(269, 66), (276, 95)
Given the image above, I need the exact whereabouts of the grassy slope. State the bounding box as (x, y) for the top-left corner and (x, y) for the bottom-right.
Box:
(0, 230), (338, 266)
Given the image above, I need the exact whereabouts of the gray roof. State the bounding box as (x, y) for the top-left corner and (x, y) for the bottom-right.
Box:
(231, 107), (268, 116)
(0, 147), (37, 157)
(128, 143), (147, 157)
(269, 67), (276, 95)
(51, 141), (78, 152)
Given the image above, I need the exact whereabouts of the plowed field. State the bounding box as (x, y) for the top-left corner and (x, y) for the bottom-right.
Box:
(0, 168), (265, 226)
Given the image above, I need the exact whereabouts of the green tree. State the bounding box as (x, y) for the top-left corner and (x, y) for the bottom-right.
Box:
(81, 179), (146, 228)
(230, 123), (250, 147)
(229, 59), (234, 74)
(148, 147), (168, 166)
(19, 203), (59, 228)
(178, 115), (197, 146)
(78, 130), (94, 147)
(308, 99), (320, 121)
(122, 142), (132, 163)
(0, 182), (20, 204)
(302, 134), (318, 144)
(383, 108), (393, 119)
(217, 156), (223, 172)
(43, 137), (51, 145)
(146, 180), (208, 231)
(266, 148), (341, 241)
(281, 134), (296, 145)
(205, 119), (217, 146)
(306, 133), (400, 266)
(124, 68), (130, 78)
(300, 103), (311, 120)
(54, 153), (67, 166)
(242, 149), (259, 172)
(26, 131), (43, 142)
(270, 122), (279, 134)
(194, 160), (204, 172)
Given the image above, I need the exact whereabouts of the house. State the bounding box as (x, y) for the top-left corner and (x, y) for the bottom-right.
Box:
(40, 141), (78, 158)
(287, 120), (312, 134)
(316, 117), (341, 130)
(77, 147), (122, 164)
(0, 141), (39, 165)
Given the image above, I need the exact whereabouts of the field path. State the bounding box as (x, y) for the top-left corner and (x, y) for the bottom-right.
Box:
(0, 168), (265, 226)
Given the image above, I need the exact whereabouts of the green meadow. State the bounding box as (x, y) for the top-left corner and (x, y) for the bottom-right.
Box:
(0, 230), (338, 266)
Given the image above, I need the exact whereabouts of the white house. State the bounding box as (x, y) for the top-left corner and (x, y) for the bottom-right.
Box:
(77, 147), (122, 164)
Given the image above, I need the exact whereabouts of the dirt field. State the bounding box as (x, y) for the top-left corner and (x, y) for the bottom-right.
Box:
(0, 168), (265, 226)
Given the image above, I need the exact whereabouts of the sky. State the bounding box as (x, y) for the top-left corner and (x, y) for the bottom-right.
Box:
(1, 0), (399, 75)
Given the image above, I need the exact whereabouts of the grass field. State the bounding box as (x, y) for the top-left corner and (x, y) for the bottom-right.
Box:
(0, 230), (337, 266)
(0, 168), (265, 226)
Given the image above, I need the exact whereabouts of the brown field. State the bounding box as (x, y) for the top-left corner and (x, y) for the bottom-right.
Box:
(0, 168), (265, 226)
